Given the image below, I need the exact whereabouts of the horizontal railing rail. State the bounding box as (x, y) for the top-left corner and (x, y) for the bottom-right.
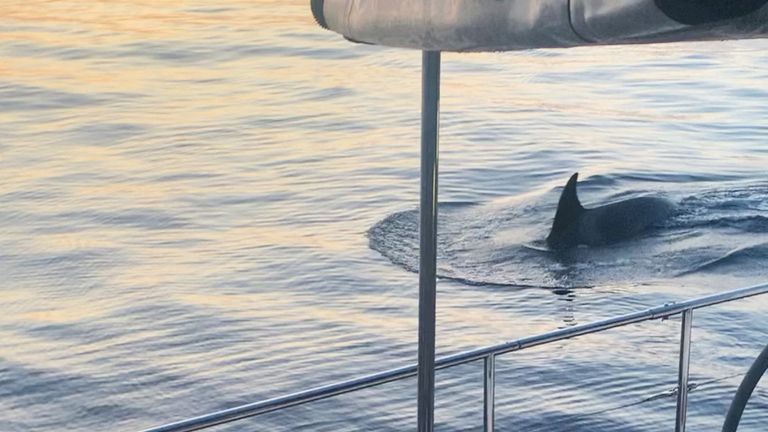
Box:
(141, 282), (768, 432)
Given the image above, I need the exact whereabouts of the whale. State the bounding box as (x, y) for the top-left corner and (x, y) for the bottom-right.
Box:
(546, 173), (677, 250)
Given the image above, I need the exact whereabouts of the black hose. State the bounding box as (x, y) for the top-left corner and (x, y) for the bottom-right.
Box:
(722, 343), (768, 432)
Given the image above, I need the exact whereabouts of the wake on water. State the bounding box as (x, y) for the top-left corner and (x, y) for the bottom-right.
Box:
(368, 179), (768, 289)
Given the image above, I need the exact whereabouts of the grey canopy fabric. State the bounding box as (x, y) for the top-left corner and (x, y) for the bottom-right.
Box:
(311, 0), (768, 52)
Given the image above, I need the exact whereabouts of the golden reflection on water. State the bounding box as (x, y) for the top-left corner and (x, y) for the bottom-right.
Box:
(3, 0), (305, 37)
(21, 305), (105, 324)
(28, 232), (114, 251)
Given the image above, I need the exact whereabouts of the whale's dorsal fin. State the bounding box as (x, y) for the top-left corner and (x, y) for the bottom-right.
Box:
(547, 172), (584, 249)
(557, 172), (583, 214)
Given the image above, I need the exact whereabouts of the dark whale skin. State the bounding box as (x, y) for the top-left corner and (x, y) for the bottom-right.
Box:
(546, 173), (676, 250)
(576, 197), (676, 246)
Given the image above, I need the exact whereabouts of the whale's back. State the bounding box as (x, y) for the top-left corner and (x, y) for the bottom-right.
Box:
(580, 197), (676, 246)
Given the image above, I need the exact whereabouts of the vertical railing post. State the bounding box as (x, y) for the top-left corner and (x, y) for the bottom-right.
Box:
(484, 354), (496, 432)
(417, 50), (441, 432)
(675, 309), (694, 432)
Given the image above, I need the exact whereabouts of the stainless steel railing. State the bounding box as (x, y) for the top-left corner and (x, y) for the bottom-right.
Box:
(141, 282), (768, 432)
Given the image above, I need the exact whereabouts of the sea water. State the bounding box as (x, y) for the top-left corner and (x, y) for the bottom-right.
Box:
(1, 1), (767, 431)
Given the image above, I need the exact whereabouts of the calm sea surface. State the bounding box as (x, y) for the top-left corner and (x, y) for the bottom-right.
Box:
(2, 2), (768, 431)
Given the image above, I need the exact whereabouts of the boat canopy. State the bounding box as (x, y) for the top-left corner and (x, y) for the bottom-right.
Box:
(311, 0), (768, 52)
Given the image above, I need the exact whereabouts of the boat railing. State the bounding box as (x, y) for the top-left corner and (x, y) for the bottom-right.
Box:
(140, 282), (768, 432)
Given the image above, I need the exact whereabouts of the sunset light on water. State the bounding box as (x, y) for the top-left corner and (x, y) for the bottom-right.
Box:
(2, 1), (768, 431)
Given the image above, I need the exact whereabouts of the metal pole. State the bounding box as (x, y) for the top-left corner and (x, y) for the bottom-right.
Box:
(675, 309), (694, 432)
(417, 50), (441, 432)
(484, 355), (496, 432)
